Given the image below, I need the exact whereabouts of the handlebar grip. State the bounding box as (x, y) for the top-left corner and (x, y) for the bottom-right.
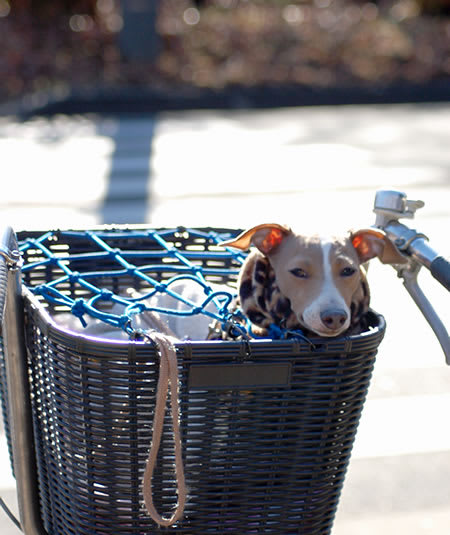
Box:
(430, 256), (450, 292)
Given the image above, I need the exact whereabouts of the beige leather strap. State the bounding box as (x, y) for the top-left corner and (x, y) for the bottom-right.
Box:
(142, 332), (186, 527)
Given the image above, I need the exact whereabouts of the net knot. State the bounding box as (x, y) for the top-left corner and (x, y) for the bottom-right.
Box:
(71, 299), (88, 327)
(268, 323), (284, 339)
(267, 323), (314, 345)
(118, 314), (131, 330)
(33, 285), (45, 296)
(69, 271), (81, 283)
(100, 289), (114, 300)
(224, 320), (248, 340)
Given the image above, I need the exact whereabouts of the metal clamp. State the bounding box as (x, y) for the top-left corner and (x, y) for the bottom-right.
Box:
(0, 227), (21, 267)
(0, 247), (21, 268)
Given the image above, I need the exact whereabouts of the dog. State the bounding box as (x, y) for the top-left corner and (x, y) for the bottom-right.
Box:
(221, 224), (406, 338)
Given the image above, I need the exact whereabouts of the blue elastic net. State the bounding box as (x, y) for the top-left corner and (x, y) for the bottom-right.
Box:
(19, 228), (251, 339)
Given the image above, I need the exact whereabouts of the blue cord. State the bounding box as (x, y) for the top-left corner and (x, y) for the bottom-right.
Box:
(20, 228), (244, 337)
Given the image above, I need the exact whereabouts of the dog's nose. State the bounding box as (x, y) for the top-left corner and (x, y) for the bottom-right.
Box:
(320, 308), (348, 331)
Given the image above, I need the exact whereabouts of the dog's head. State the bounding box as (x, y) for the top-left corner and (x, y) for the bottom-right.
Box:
(223, 224), (405, 337)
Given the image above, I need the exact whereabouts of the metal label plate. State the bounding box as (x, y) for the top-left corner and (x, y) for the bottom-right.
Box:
(188, 362), (292, 390)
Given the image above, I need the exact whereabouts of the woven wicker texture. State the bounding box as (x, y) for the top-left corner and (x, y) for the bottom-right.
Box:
(2, 228), (385, 534)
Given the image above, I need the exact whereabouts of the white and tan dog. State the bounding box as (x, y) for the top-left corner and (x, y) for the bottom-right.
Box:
(221, 224), (405, 338)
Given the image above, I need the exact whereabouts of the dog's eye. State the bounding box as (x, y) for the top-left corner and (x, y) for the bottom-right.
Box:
(290, 268), (308, 279)
(340, 266), (356, 277)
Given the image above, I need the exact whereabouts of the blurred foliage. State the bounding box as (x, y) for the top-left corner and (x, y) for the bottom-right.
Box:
(156, 0), (450, 88)
(0, 0), (449, 103)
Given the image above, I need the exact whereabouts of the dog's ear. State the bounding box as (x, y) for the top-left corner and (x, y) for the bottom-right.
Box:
(351, 228), (407, 264)
(221, 224), (291, 255)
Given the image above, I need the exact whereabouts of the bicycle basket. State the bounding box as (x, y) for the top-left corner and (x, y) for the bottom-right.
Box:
(0, 227), (386, 535)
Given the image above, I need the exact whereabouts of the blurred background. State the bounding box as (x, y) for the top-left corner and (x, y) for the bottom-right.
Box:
(1, 0), (450, 109)
(0, 1), (449, 535)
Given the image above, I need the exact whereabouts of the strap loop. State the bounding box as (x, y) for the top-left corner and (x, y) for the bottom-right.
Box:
(142, 332), (187, 527)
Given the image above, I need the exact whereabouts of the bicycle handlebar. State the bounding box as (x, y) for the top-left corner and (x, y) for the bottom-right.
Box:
(373, 190), (449, 364)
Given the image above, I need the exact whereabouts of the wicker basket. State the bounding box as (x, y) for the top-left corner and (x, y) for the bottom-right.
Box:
(0, 227), (386, 535)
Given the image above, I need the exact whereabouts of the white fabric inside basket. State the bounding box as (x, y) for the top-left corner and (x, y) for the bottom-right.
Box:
(55, 279), (230, 341)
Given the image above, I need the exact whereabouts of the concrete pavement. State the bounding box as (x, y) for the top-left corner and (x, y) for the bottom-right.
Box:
(0, 103), (449, 534)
